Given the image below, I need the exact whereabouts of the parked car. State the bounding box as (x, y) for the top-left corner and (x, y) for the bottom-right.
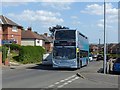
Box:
(89, 54), (93, 61)
(42, 53), (52, 65)
(96, 54), (103, 61)
(113, 58), (120, 73)
(93, 54), (97, 60)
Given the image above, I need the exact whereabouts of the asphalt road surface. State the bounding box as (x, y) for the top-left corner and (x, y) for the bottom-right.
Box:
(2, 60), (119, 88)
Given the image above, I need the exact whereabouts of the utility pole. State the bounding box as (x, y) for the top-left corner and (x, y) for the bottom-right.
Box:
(103, 0), (107, 74)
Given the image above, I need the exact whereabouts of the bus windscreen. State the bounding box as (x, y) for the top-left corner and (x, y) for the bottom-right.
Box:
(53, 47), (76, 60)
(55, 30), (76, 40)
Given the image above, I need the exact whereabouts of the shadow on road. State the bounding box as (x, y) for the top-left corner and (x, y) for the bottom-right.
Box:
(26, 64), (77, 71)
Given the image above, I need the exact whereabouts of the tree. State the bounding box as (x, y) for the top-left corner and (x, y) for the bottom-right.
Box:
(49, 25), (69, 37)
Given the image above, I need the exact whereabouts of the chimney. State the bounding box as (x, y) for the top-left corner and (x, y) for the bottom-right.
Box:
(44, 33), (48, 37)
(27, 27), (32, 31)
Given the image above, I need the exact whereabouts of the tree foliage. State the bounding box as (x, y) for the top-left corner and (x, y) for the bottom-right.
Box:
(49, 25), (69, 37)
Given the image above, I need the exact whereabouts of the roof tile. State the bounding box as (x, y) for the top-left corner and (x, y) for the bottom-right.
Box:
(21, 30), (44, 40)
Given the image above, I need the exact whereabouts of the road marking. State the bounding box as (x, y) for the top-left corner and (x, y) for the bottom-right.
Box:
(54, 75), (76, 84)
(47, 75), (78, 88)
(63, 82), (68, 85)
(48, 84), (54, 88)
(64, 78), (69, 81)
(71, 77), (78, 81)
(74, 77), (79, 80)
(55, 82), (60, 85)
(64, 75), (76, 81)
(67, 80), (72, 83)
(57, 76), (79, 88)
(57, 85), (64, 88)
(60, 79), (65, 82)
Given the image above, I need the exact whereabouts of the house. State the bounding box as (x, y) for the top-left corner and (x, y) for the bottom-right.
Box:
(41, 33), (53, 52)
(89, 44), (99, 55)
(109, 43), (120, 54)
(21, 27), (45, 47)
(0, 23), (2, 65)
(0, 15), (22, 45)
(0, 23), (2, 46)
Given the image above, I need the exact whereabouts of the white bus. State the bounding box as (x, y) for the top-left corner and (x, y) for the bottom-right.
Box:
(52, 29), (89, 69)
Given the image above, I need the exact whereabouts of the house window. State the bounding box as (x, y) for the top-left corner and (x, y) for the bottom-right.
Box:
(12, 26), (18, 32)
(37, 41), (40, 43)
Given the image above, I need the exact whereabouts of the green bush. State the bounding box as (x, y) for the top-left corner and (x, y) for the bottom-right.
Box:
(5, 44), (21, 51)
(18, 46), (45, 64)
(110, 54), (120, 59)
(2, 46), (8, 63)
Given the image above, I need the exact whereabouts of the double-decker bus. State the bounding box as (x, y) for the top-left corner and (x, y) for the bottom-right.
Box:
(52, 29), (89, 69)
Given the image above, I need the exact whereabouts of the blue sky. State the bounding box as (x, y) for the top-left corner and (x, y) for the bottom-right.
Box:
(1, 1), (118, 44)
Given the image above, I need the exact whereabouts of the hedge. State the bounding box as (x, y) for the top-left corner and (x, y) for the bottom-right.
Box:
(18, 46), (45, 64)
(110, 54), (120, 59)
(5, 44), (21, 51)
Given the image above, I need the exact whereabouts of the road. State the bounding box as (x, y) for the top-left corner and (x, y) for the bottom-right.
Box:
(2, 60), (119, 88)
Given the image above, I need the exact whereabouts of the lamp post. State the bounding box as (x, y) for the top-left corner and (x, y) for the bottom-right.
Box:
(103, 0), (107, 74)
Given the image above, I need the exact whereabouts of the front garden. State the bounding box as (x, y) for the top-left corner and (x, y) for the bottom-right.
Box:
(2, 44), (45, 64)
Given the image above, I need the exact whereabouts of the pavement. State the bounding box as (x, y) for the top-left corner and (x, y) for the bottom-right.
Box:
(2, 62), (39, 70)
(2, 60), (119, 88)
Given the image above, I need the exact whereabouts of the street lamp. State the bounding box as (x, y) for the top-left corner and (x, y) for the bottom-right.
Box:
(103, 0), (107, 74)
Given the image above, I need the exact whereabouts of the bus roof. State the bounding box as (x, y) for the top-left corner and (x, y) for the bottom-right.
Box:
(55, 29), (88, 39)
(56, 29), (76, 31)
(78, 31), (88, 39)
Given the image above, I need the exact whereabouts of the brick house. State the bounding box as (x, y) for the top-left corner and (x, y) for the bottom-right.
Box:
(0, 24), (2, 46)
(0, 15), (22, 45)
(41, 33), (53, 52)
(21, 27), (45, 47)
(0, 23), (2, 65)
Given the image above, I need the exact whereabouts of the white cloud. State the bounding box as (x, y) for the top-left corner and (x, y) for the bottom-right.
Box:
(2, 2), (27, 7)
(81, 3), (118, 29)
(2, 0), (38, 2)
(81, 4), (103, 15)
(81, 3), (118, 15)
(97, 16), (118, 29)
(2, 1), (73, 10)
(41, 2), (72, 10)
(8, 9), (64, 26)
(2, 0), (120, 2)
(2, 0), (76, 2)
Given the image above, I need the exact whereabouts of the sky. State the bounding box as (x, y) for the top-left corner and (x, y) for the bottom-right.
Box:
(1, 0), (119, 44)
